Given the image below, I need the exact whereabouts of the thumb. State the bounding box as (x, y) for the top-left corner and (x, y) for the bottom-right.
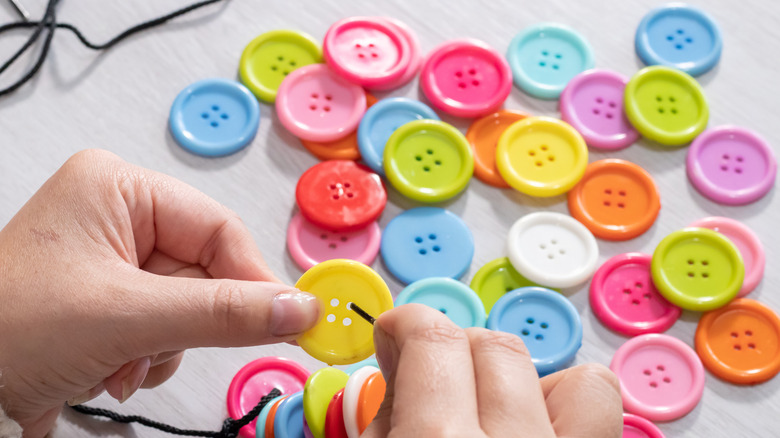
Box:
(116, 270), (321, 354)
(362, 316), (400, 437)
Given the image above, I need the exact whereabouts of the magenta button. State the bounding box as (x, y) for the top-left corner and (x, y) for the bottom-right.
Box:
(286, 212), (381, 271)
(622, 413), (664, 438)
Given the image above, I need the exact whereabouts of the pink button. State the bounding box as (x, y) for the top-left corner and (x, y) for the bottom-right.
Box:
(688, 217), (765, 297)
(420, 39), (512, 118)
(286, 212), (381, 271)
(610, 334), (705, 422)
(323, 17), (411, 90)
(590, 253), (681, 336)
(687, 125), (777, 205)
(622, 413), (664, 438)
(276, 63), (367, 142)
(378, 17), (422, 90)
(560, 69), (640, 150)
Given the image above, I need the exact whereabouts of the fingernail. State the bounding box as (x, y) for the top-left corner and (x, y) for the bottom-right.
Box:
(374, 324), (399, 380)
(119, 357), (151, 403)
(270, 290), (321, 336)
(67, 383), (105, 406)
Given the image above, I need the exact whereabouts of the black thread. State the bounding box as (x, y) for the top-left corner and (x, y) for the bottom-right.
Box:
(69, 387), (281, 438)
(349, 303), (376, 325)
(0, 0), (226, 97)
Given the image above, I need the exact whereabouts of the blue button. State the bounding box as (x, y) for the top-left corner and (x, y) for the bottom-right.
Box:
(381, 207), (474, 284)
(357, 98), (440, 175)
(635, 4), (722, 76)
(256, 394), (285, 438)
(345, 357), (380, 375)
(395, 277), (486, 328)
(506, 23), (595, 100)
(487, 287), (582, 376)
(273, 391), (305, 438)
(169, 78), (260, 157)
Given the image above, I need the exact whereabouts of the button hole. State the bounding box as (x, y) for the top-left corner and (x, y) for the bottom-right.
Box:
(432, 246), (440, 252)
(650, 382), (658, 388)
(521, 329), (530, 336)
(555, 53), (562, 59)
(540, 145), (548, 151)
(731, 332), (739, 338)
(221, 113), (229, 120)
(687, 272), (694, 277)
(455, 71), (463, 77)
(472, 80), (480, 86)
(528, 150), (536, 156)
(635, 282), (643, 288)
(702, 272), (709, 278)
(596, 97), (604, 103)
(619, 191), (626, 196)
(415, 155), (422, 161)
(593, 108), (600, 115)
(663, 377), (671, 383)
(617, 203), (625, 208)
(201, 113), (209, 119)
(734, 344), (742, 351)
(320, 234), (328, 240)
(746, 330), (753, 336)
(277, 56), (284, 61)
(736, 156), (744, 162)
(632, 299), (640, 305)
(429, 234), (437, 240)
(657, 365), (665, 371)
(552, 64), (559, 70)
(541, 323), (548, 329)
(211, 105), (219, 111)
(271, 65), (278, 71)
(346, 193), (354, 198)
(468, 68), (477, 75)
(701, 260), (709, 266)
(423, 166), (430, 172)
(535, 334), (544, 340)
(328, 243), (336, 249)
(435, 160), (442, 166)
(548, 156), (555, 161)
(658, 108), (665, 114)
(604, 201), (611, 206)
(419, 249), (427, 255)
(289, 60), (296, 66)
(323, 106), (331, 112)
(526, 318), (534, 324)
(210, 121), (219, 128)
(340, 236), (348, 242)
(415, 237), (423, 243)
(748, 343), (756, 349)
(427, 149), (434, 155)
(325, 95), (333, 101)
(687, 259), (694, 265)
(643, 369), (651, 376)
(606, 113), (613, 119)
(609, 101), (616, 108)
(311, 93), (319, 99)
(623, 289), (631, 295)
(332, 195), (339, 200)
(539, 61), (546, 67)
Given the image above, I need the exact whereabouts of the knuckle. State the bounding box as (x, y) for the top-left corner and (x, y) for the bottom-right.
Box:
(211, 282), (251, 336)
(409, 322), (468, 346)
(471, 328), (532, 358)
(577, 362), (621, 393)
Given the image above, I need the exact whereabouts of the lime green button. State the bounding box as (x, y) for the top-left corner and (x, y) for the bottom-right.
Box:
(384, 119), (474, 203)
(303, 367), (349, 438)
(470, 257), (557, 314)
(624, 66), (709, 146)
(651, 227), (744, 311)
(239, 30), (322, 103)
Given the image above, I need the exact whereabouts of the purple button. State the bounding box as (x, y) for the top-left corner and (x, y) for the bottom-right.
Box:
(559, 69), (640, 150)
(687, 125), (777, 205)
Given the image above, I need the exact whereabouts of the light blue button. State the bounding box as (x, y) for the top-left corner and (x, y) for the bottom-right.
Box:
(274, 391), (305, 438)
(506, 23), (595, 100)
(381, 207), (474, 285)
(358, 98), (439, 175)
(396, 277), (486, 328)
(256, 394), (286, 438)
(169, 78), (260, 157)
(635, 4), (722, 76)
(487, 287), (582, 376)
(345, 357), (380, 375)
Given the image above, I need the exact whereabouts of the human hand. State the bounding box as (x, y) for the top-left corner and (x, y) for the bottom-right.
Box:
(364, 304), (623, 437)
(0, 150), (320, 437)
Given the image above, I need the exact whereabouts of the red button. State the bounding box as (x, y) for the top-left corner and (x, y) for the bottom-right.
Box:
(296, 160), (386, 232)
(324, 388), (348, 438)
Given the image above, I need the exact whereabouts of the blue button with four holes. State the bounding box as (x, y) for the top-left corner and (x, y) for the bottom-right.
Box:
(273, 391), (305, 438)
(635, 4), (722, 76)
(395, 277), (486, 328)
(506, 23), (595, 100)
(381, 207), (474, 285)
(358, 98), (440, 175)
(487, 287), (582, 376)
(169, 78), (260, 157)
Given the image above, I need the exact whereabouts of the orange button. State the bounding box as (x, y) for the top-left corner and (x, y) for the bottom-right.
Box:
(357, 371), (386, 433)
(301, 92), (378, 161)
(567, 159), (660, 241)
(265, 395), (287, 438)
(695, 298), (780, 385)
(465, 109), (529, 188)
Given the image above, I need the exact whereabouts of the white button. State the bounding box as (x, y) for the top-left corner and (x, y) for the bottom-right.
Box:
(507, 212), (599, 288)
(342, 365), (379, 438)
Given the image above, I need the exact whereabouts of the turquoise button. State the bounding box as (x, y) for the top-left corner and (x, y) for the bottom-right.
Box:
(344, 357), (380, 375)
(395, 277), (486, 328)
(506, 23), (594, 99)
(256, 394), (285, 438)
(274, 391), (305, 438)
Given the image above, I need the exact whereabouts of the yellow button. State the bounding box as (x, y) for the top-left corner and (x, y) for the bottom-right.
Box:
(295, 259), (393, 365)
(303, 367), (349, 438)
(496, 116), (588, 197)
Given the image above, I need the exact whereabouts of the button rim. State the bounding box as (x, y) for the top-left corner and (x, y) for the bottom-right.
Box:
(395, 277), (487, 328)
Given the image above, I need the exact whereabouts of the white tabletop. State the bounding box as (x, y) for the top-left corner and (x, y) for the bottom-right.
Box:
(1, 0), (778, 436)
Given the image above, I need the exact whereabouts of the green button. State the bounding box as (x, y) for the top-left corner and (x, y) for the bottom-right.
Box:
(384, 119), (474, 203)
(239, 30), (322, 103)
(303, 367), (349, 438)
(651, 227), (744, 311)
(470, 257), (556, 314)
(624, 66), (708, 146)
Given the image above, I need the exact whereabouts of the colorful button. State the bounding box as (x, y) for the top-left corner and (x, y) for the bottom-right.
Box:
(496, 116), (588, 197)
(622, 413), (665, 438)
(590, 253), (681, 336)
(624, 66), (708, 146)
(688, 217), (764, 297)
(295, 160), (386, 232)
(239, 30), (322, 103)
(466, 110), (529, 188)
(274, 391), (306, 438)
(357, 371), (385, 433)
(300, 92), (378, 161)
(324, 389), (348, 438)
(257, 395), (286, 438)
(686, 125), (777, 205)
(395, 277), (486, 328)
(611, 334), (705, 422)
(567, 159), (661, 241)
(507, 212), (599, 288)
(344, 357), (379, 376)
(323, 17), (411, 90)
(635, 4), (722, 77)
(357, 98), (440, 175)
(487, 287), (583, 376)
(169, 78), (260, 157)
(227, 357), (310, 438)
(378, 17), (422, 90)
(383, 120), (474, 203)
(303, 418), (314, 438)
(303, 368), (349, 438)
(295, 260), (393, 365)
(695, 298), (780, 385)
(276, 64), (366, 142)
(342, 366), (379, 438)
(286, 213), (381, 271)
(506, 23), (595, 100)
(559, 69), (640, 150)
(380, 207), (474, 285)
(651, 228), (744, 311)
(469, 257), (552, 314)
(265, 395), (286, 438)
(420, 39), (512, 118)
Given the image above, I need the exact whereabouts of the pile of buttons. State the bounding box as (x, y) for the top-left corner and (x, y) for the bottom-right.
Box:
(166, 4), (778, 438)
